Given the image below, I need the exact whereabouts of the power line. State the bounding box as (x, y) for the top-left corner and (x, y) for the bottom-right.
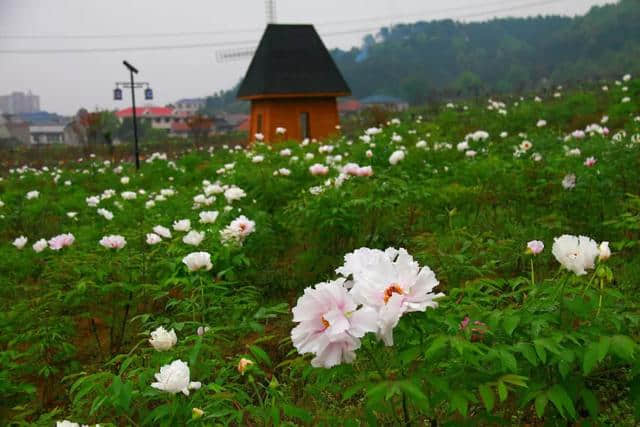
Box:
(0, 0), (564, 41)
(0, 0), (570, 54)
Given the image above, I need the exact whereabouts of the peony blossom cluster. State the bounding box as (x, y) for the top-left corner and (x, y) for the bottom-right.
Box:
(48, 233), (75, 250)
(291, 247), (443, 368)
(99, 235), (127, 250)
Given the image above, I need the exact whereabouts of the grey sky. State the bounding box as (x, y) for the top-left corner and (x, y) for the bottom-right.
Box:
(0, 0), (616, 115)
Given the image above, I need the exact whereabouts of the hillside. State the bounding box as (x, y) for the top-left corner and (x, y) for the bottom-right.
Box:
(203, 0), (640, 112)
(332, 0), (640, 104)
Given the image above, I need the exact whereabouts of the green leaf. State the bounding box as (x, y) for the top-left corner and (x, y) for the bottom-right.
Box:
(497, 381), (508, 402)
(366, 381), (390, 405)
(534, 340), (547, 363)
(535, 393), (548, 418)
(581, 388), (599, 417)
(503, 315), (520, 336)
(343, 382), (369, 401)
(515, 342), (538, 367)
(597, 336), (610, 361)
(189, 336), (203, 367)
(500, 374), (528, 387)
(547, 384), (576, 419)
(425, 336), (448, 359)
(499, 350), (517, 372)
(283, 404), (312, 423)
(479, 384), (495, 412)
(583, 343), (599, 375)
(249, 345), (272, 367)
(450, 391), (468, 417)
(610, 335), (636, 361)
(398, 381), (430, 411)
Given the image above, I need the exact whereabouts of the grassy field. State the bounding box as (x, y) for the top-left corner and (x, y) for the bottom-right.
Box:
(1, 76), (639, 426)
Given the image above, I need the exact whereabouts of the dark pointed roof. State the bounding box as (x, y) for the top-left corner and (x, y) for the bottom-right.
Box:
(237, 24), (351, 99)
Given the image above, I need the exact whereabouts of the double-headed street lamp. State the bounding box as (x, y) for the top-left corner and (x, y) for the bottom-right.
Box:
(113, 60), (153, 170)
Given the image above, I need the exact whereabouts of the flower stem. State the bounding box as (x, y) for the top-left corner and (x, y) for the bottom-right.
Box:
(530, 258), (535, 286)
(596, 278), (604, 317)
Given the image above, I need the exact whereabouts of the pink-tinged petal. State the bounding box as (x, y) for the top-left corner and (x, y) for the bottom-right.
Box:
(349, 306), (378, 338)
(323, 308), (350, 336)
(378, 293), (405, 346)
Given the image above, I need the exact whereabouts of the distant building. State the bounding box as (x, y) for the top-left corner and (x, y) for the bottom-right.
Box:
(338, 99), (362, 116)
(30, 124), (66, 145)
(360, 95), (409, 112)
(213, 113), (248, 134)
(0, 91), (40, 114)
(174, 98), (206, 115)
(0, 114), (30, 147)
(18, 111), (67, 126)
(169, 121), (190, 138)
(237, 24), (351, 142)
(116, 106), (180, 131)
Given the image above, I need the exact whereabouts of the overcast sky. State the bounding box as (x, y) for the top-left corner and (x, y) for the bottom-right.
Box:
(0, 0), (617, 115)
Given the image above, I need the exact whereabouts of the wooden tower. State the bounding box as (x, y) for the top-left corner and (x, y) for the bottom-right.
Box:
(237, 24), (351, 142)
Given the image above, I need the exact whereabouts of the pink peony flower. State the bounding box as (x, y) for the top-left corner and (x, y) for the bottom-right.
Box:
(48, 233), (75, 250)
(356, 166), (373, 177)
(584, 156), (597, 167)
(99, 235), (127, 250)
(291, 278), (377, 368)
(309, 163), (329, 176)
(526, 240), (544, 255)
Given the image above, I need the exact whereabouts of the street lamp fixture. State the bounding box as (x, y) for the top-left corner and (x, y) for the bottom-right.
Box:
(113, 60), (154, 170)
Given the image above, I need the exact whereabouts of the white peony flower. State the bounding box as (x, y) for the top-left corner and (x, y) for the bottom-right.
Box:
(389, 150), (405, 165)
(151, 360), (201, 395)
(173, 219), (191, 232)
(220, 215), (256, 245)
(153, 225), (172, 239)
(199, 211), (219, 224)
(33, 238), (48, 253)
(182, 252), (213, 272)
(97, 208), (114, 221)
(224, 187), (246, 203)
(149, 326), (178, 351)
(551, 235), (600, 276)
(146, 233), (162, 245)
(13, 236), (28, 249)
(562, 174), (576, 190)
(598, 241), (611, 261)
(183, 230), (205, 246)
(26, 190), (39, 200)
(339, 248), (444, 346)
(121, 191), (137, 200)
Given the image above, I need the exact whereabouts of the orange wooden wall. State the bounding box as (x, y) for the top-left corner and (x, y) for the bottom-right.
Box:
(249, 97), (340, 142)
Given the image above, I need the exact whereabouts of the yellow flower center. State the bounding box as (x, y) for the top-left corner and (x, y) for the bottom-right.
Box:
(321, 317), (330, 329)
(384, 283), (404, 303)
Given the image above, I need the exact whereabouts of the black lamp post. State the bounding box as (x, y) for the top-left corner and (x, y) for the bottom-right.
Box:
(113, 60), (153, 170)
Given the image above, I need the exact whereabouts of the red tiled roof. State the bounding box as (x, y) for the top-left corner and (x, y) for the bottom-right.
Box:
(116, 107), (174, 118)
(338, 99), (361, 112)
